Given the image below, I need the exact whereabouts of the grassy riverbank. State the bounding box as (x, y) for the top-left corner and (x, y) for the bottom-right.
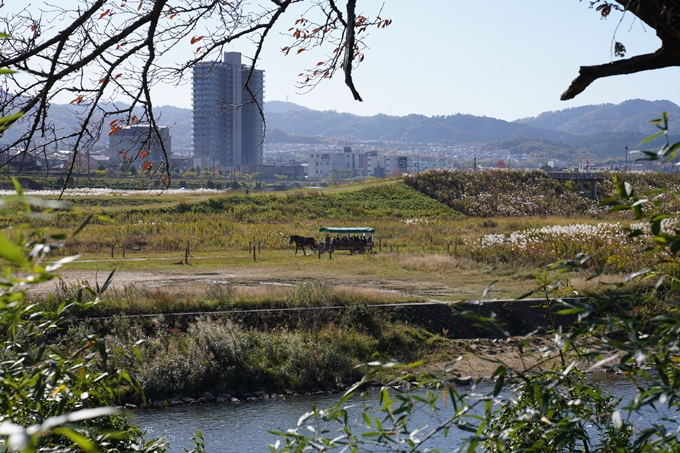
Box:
(9, 170), (680, 403)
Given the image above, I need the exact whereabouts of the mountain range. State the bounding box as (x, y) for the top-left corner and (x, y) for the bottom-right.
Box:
(3, 98), (679, 162)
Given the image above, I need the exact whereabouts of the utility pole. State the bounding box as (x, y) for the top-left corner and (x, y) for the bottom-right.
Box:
(624, 145), (629, 172)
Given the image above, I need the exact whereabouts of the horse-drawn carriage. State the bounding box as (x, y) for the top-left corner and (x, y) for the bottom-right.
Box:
(318, 227), (374, 255)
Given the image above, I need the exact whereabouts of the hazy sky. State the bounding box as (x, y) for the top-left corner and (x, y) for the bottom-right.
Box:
(180, 1), (680, 121)
(11, 1), (680, 121)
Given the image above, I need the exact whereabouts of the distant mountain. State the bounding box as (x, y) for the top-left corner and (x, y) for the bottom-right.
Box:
(265, 111), (575, 143)
(515, 99), (680, 135)
(266, 100), (311, 113)
(6, 98), (678, 165)
(264, 127), (324, 144)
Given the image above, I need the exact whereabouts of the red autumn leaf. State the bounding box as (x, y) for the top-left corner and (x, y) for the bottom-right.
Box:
(195, 47), (201, 53)
(190, 36), (204, 45)
(297, 48), (305, 54)
(131, 115), (137, 123)
(114, 73), (123, 79)
(142, 161), (152, 171)
(140, 150), (148, 159)
(69, 95), (84, 105)
(293, 30), (301, 39)
(169, 14), (176, 20)
(316, 61), (324, 66)
(99, 9), (111, 19)
(138, 2), (143, 11)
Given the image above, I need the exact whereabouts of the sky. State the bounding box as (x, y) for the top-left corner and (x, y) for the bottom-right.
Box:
(179, 1), (680, 121)
(10, 1), (680, 122)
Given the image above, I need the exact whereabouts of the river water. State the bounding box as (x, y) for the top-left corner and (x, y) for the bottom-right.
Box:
(132, 375), (672, 452)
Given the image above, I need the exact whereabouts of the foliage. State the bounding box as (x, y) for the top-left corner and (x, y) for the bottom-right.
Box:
(404, 170), (601, 217)
(0, 182), (167, 452)
(269, 116), (680, 452)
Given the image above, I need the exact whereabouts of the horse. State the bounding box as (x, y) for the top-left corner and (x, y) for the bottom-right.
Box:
(289, 235), (317, 255)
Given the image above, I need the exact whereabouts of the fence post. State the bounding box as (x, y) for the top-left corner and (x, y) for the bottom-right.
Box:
(122, 245), (125, 258)
(249, 241), (252, 253)
(111, 244), (114, 258)
(258, 241), (261, 254)
(253, 247), (256, 262)
(187, 241), (190, 256)
(379, 238), (382, 252)
(185, 245), (189, 264)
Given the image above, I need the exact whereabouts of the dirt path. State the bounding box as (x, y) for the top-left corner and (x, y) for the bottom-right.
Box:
(33, 264), (481, 300)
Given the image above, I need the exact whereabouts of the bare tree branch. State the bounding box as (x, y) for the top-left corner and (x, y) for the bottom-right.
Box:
(561, 49), (680, 100)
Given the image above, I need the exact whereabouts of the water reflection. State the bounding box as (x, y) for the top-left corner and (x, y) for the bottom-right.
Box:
(133, 374), (675, 452)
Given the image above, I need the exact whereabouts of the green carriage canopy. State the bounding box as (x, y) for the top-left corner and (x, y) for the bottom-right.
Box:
(319, 227), (374, 234)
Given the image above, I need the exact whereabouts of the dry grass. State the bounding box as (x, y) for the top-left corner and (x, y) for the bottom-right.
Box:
(397, 253), (477, 272)
(333, 285), (407, 304)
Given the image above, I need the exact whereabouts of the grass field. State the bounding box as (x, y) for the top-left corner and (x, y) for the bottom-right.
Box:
(13, 170), (676, 310)
(7, 169), (680, 400)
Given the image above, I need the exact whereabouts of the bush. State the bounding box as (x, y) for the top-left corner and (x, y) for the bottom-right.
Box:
(270, 114), (680, 453)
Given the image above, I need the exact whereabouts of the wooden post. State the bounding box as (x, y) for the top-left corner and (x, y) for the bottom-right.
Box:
(185, 245), (189, 264)
(318, 247), (321, 259)
(111, 244), (114, 258)
(187, 241), (190, 256)
(258, 241), (261, 254)
(249, 241), (252, 253)
(122, 245), (125, 258)
(253, 247), (256, 262)
(379, 238), (382, 252)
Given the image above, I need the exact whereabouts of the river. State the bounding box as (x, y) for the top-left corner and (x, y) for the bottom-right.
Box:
(133, 375), (670, 452)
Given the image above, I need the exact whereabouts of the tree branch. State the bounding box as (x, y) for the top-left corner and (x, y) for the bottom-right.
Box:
(342, 0), (362, 102)
(561, 48), (680, 100)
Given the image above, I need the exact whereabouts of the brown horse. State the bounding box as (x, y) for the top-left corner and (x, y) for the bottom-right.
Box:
(289, 235), (317, 255)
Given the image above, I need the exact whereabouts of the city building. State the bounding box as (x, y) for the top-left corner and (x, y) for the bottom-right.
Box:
(108, 124), (171, 170)
(307, 146), (356, 179)
(192, 52), (264, 170)
(306, 147), (410, 179)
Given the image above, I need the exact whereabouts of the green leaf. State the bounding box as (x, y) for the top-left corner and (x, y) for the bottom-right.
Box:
(0, 233), (27, 267)
(52, 427), (99, 453)
(492, 366), (506, 396)
(638, 130), (664, 146)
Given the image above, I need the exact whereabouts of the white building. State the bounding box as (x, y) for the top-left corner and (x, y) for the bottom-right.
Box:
(307, 147), (356, 179)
